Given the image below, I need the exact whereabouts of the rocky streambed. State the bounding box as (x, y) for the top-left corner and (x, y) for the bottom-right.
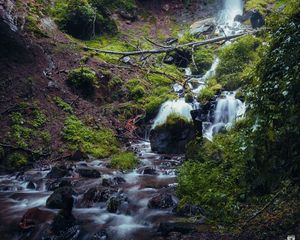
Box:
(0, 141), (224, 240)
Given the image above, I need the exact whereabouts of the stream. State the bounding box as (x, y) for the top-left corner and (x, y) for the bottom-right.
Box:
(0, 0), (246, 239)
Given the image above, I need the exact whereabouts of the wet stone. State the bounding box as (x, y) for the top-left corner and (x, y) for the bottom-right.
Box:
(46, 186), (74, 212)
(26, 181), (35, 190)
(45, 179), (72, 191)
(76, 166), (101, 178)
(148, 193), (176, 209)
(47, 165), (69, 179)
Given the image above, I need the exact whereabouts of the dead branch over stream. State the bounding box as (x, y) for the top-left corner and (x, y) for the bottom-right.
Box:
(83, 31), (257, 57)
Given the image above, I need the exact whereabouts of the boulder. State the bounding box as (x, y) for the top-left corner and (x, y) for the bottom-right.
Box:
(46, 186), (74, 212)
(250, 10), (265, 29)
(47, 165), (69, 179)
(76, 166), (101, 178)
(19, 207), (54, 230)
(138, 166), (158, 175)
(69, 150), (88, 161)
(50, 210), (77, 235)
(148, 193), (175, 209)
(106, 194), (128, 213)
(150, 116), (195, 154)
(45, 179), (72, 191)
(26, 181), (36, 190)
(79, 187), (114, 208)
(118, 9), (137, 21)
(190, 18), (216, 36)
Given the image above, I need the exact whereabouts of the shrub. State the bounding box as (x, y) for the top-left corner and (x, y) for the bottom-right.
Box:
(110, 151), (138, 170)
(63, 116), (119, 158)
(185, 92), (194, 103)
(67, 67), (98, 97)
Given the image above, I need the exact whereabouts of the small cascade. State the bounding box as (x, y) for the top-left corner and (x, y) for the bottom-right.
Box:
(204, 91), (245, 140)
(152, 99), (193, 129)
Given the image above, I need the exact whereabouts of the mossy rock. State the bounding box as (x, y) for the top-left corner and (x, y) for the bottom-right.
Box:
(150, 114), (195, 154)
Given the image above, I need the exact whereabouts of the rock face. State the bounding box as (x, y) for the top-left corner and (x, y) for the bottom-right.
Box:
(234, 10), (265, 29)
(46, 165), (69, 179)
(190, 18), (216, 36)
(150, 117), (195, 154)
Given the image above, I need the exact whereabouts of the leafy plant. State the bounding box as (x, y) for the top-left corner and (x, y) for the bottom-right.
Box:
(110, 151), (138, 170)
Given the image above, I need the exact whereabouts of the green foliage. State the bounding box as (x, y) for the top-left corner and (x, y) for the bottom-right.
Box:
(197, 79), (221, 104)
(5, 152), (29, 171)
(31, 109), (47, 128)
(63, 116), (119, 158)
(52, 0), (118, 39)
(157, 113), (192, 129)
(190, 47), (214, 75)
(216, 35), (262, 90)
(184, 92), (194, 103)
(53, 96), (73, 113)
(245, 0), (274, 14)
(110, 151), (138, 170)
(25, 15), (47, 37)
(178, 128), (250, 223)
(245, 7), (300, 193)
(67, 67), (98, 97)
(126, 79), (145, 100)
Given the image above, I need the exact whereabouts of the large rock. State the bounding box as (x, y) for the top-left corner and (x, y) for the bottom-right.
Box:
(150, 116), (195, 154)
(234, 10), (265, 29)
(76, 166), (101, 178)
(46, 165), (69, 179)
(46, 186), (74, 212)
(148, 193), (175, 209)
(78, 187), (114, 208)
(190, 18), (216, 36)
(19, 207), (54, 230)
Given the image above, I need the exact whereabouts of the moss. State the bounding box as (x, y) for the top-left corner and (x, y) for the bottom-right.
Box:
(31, 109), (47, 128)
(67, 67), (98, 97)
(25, 15), (47, 37)
(216, 35), (262, 91)
(6, 152), (29, 171)
(245, 0), (275, 14)
(53, 96), (73, 113)
(39, 131), (51, 144)
(185, 92), (194, 103)
(197, 87), (215, 104)
(126, 79), (145, 100)
(63, 115), (119, 158)
(110, 151), (138, 170)
(190, 47), (214, 75)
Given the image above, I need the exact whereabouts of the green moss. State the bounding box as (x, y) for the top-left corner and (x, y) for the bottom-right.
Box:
(53, 96), (73, 113)
(110, 151), (138, 170)
(185, 92), (194, 103)
(197, 87), (215, 104)
(190, 47), (214, 75)
(25, 15), (47, 37)
(39, 131), (51, 144)
(245, 0), (274, 14)
(67, 67), (98, 97)
(31, 109), (47, 128)
(63, 115), (119, 158)
(6, 152), (29, 171)
(216, 35), (262, 90)
(126, 79), (145, 100)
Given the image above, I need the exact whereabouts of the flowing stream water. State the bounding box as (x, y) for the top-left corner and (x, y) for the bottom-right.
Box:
(0, 1), (246, 239)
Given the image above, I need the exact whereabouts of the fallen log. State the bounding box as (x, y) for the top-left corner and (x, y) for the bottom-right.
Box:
(83, 31), (257, 56)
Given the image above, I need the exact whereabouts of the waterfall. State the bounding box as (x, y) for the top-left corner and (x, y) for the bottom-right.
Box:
(152, 99), (193, 129)
(204, 91), (245, 140)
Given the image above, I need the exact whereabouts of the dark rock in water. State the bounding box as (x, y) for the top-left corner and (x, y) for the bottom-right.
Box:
(46, 179), (72, 191)
(19, 207), (54, 230)
(102, 178), (114, 187)
(250, 10), (265, 29)
(148, 193), (175, 209)
(157, 222), (197, 236)
(69, 150), (88, 161)
(79, 187), (114, 208)
(26, 181), (36, 190)
(76, 166), (101, 178)
(106, 194), (128, 213)
(92, 230), (109, 240)
(234, 14), (244, 22)
(138, 166), (158, 175)
(113, 176), (126, 184)
(166, 48), (192, 68)
(173, 204), (206, 217)
(47, 165), (69, 179)
(46, 186), (74, 212)
(50, 210), (77, 235)
(150, 118), (195, 154)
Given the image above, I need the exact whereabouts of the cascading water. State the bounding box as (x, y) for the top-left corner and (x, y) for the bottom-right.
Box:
(204, 91), (246, 140)
(152, 99), (193, 128)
